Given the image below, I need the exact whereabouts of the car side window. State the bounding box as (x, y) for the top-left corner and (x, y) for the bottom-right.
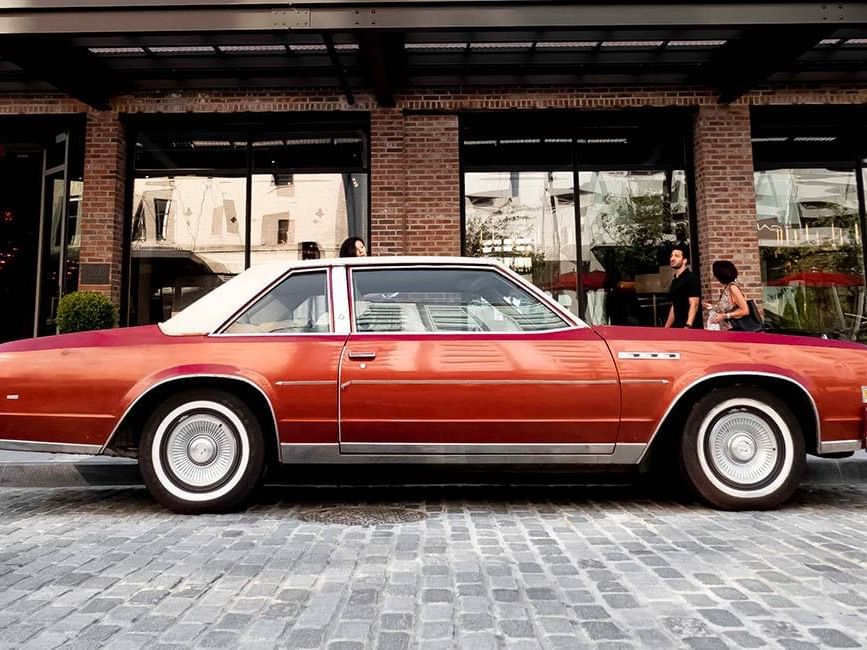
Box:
(352, 267), (567, 333)
(225, 271), (330, 334)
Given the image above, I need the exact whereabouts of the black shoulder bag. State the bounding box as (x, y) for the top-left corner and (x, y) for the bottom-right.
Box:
(730, 298), (764, 332)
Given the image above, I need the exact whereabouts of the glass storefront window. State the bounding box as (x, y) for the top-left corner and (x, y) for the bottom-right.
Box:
(461, 111), (693, 326)
(755, 168), (865, 339)
(250, 172), (367, 263)
(129, 176), (247, 324)
(464, 169), (689, 325)
(581, 170), (689, 327)
(128, 119), (368, 325)
(464, 171), (577, 313)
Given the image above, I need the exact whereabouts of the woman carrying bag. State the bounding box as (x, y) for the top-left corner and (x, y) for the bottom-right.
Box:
(705, 260), (763, 332)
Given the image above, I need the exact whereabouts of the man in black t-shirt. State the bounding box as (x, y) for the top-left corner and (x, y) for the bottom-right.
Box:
(664, 244), (703, 329)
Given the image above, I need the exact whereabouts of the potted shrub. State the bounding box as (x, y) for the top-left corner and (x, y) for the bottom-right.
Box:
(56, 291), (118, 334)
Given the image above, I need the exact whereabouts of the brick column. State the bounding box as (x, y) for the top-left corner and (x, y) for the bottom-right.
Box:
(79, 110), (126, 307)
(404, 114), (461, 255)
(370, 108), (406, 255)
(692, 104), (761, 305)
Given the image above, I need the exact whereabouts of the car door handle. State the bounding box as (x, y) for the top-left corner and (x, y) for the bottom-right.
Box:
(348, 351), (376, 361)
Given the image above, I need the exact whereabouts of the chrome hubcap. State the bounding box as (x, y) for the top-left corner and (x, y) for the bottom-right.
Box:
(188, 436), (218, 465)
(727, 433), (757, 462)
(708, 410), (779, 486)
(165, 413), (239, 488)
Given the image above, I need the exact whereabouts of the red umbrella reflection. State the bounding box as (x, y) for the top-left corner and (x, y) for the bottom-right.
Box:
(544, 271), (609, 291)
(767, 271), (864, 287)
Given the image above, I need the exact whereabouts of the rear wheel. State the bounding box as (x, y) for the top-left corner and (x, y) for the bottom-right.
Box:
(680, 386), (805, 510)
(139, 389), (265, 514)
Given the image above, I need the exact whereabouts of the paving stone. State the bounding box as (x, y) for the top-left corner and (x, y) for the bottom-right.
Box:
(724, 630), (768, 648)
(377, 632), (411, 650)
(602, 593), (639, 609)
(573, 605), (610, 620)
(697, 608), (743, 627)
(808, 628), (861, 648)
(685, 637), (730, 649)
(581, 621), (628, 641)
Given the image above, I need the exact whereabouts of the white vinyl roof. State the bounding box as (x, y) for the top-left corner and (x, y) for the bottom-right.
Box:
(158, 256), (506, 336)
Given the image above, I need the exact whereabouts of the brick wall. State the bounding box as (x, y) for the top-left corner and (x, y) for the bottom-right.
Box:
(370, 108), (405, 255)
(692, 104), (761, 311)
(404, 114), (461, 256)
(79, 111), (126, 305)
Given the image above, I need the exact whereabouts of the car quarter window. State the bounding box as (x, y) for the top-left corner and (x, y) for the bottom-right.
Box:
(224, 270), (330, 334)
(351, 267), (568, 333)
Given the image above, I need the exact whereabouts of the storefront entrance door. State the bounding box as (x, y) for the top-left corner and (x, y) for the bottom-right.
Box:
(0, 145), (42, 342)
(35, 131), (82, 337)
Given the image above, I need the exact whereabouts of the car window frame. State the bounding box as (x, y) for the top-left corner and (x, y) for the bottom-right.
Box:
(212, 267), (339, 337)
(347, 263), (581, 336)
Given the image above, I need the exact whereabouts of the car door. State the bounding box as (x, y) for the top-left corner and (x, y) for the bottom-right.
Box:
(218, 268), (347, 447)
(338, 264), (620, 455)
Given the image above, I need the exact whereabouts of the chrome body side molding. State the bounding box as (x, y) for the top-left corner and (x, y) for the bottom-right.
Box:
(342, 442), (615, 455)
(0, 440), (102, 455)
(637, 371), (822, 461)
(818, 439), (863, 454)
(342, 379), (617, 387)
(280, 442), (646, 465)
(100, 373), (281, 461)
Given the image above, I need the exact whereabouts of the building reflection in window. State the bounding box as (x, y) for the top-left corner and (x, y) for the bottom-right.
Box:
(464, 169), (690, 326)
(128, 121), (369, 326)
(461, 111), (693, 326)
(755, 168), (865, 339)
(130, 172), (368, 324)
(465, 171), (577, 313)
(250, 172), (367, 264)
(130, 176), (247, 325)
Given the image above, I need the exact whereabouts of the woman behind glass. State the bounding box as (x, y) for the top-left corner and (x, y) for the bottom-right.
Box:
(705, 260), (749, 330)
(339, 237), (367, 257)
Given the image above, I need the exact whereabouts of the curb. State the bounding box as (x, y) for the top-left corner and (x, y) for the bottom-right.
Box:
(0, 459), (141, 488)
(0, 453), (865, 489)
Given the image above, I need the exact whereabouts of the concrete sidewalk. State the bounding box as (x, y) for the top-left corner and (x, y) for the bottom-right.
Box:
(1, 449), (865, 488)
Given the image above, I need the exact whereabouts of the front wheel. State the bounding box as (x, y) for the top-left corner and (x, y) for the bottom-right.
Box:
(680, 386), (805, 510)
(139, 389), (265, 514)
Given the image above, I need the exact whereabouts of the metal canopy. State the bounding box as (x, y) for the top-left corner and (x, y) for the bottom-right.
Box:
(0, 2), (863, 108)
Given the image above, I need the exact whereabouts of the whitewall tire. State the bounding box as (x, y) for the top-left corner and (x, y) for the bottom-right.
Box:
(139, 389), (265, 514)
(680, 386), (805, 510)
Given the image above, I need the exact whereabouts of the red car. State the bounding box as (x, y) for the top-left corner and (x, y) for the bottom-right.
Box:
(0, 257), (864, 513)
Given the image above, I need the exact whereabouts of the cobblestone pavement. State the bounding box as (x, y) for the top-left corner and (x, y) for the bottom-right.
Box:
(1, 482), (867, 649)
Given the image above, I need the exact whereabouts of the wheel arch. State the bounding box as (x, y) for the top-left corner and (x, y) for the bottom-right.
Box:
(641, 371), (819, 468)
(101, 374), (280, 466)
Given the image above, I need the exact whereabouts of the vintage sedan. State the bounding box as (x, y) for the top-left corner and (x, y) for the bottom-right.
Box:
(0, 257), (865, 513)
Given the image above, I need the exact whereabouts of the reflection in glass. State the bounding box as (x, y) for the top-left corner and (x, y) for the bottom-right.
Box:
(37, 175), (66, 335)
(756, 168), (866, 339)
(464, 170), (691, 326)
(581, 170), (690, 326)
(129, 176), (246, 325)
(464, 171), (578, 315)
(64, 179), (82, 295)
(250, 172), (367, 264)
